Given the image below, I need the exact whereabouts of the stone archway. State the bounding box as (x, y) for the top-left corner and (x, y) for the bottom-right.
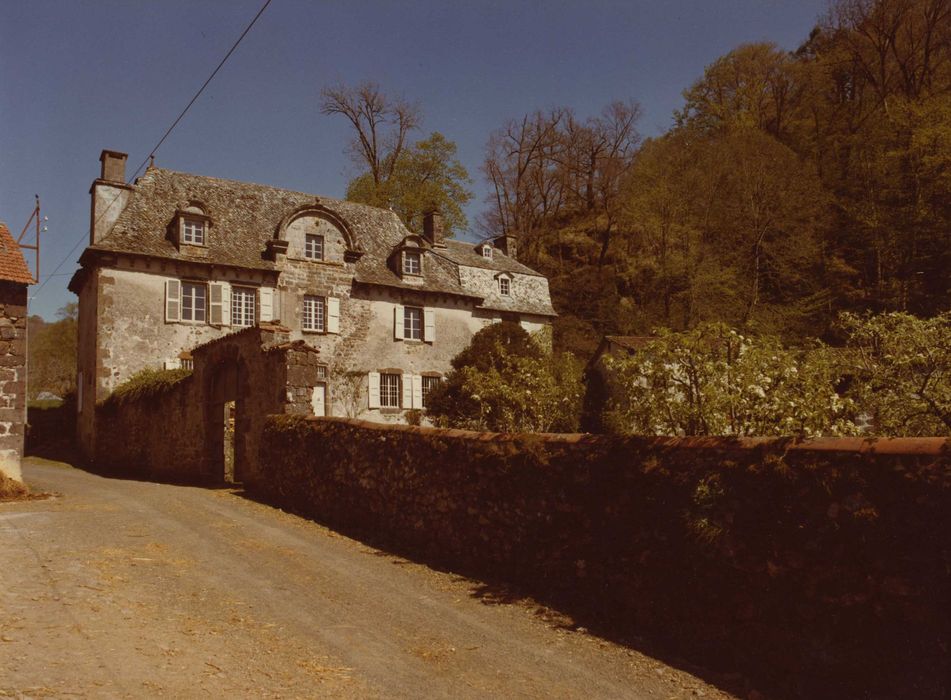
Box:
(206, 359), (248, 483)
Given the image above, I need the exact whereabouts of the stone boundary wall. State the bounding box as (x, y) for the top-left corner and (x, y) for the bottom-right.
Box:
(257, 416), (950, 700)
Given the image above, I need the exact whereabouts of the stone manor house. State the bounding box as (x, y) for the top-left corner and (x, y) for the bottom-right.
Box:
(70, 150), (555, 455)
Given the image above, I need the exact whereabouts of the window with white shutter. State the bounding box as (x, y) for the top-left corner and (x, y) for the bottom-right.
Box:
(367, 372), (381, 409)
(209, 283), (225, 325)
(326, 297), (340, 334)
(401, 374), (413, 408)
(165, 280), (181, 322)
(393, 305), (404, 340)
(423, 307), (435, 342)
(259, 287), (274, 322)
(411, 375), (423, 408)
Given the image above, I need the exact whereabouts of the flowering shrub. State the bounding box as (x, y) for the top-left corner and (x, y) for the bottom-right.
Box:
(840, 311), (951, 436)
(603, 323), (859, 437)
(427, 322), (583, 432)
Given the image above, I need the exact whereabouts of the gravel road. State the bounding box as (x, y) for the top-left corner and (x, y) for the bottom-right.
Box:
(1, 458), (735, 699)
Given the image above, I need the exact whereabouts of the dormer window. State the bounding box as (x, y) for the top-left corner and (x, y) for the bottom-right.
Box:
(499, 277), (511, 296)
(304, 233), (324, 260)
(481, 245), (493, 259)
(403, 250), (421, 275)
(182, 218), (206, 245)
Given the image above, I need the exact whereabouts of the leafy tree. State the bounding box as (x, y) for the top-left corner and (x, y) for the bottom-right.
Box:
(346, 132), (473, 234)
(840, 311), (951, 435)
(603, 323), (859, 437)
(426, 322), (583, 433)
(27, 303), (77, 399)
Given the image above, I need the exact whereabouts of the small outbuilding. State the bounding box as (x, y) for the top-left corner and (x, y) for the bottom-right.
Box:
(0, 222), (35, 482)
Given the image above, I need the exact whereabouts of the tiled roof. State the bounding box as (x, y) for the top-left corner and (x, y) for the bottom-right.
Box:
(434, 239), (543, 277)
(82, 167), (553, 313)
(0, 222), (34, 284)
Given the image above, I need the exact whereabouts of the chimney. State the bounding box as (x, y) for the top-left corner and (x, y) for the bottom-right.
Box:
(422, 211), (446, 247)
(99, 149), (128, 183)
(494, 233), (518, 260)
(90, 149), (132, 245)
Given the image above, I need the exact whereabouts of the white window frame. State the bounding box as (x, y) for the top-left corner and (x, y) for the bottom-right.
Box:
(181, 282), (207, 323)
(182, 218), (206, 245)
(403, 306), (423, 340)
(481, 245), (493, 259)
(403, 250), (421, 275)
(499, 277), (511, 296)
(379, 372), (402, 409)
(231, 286), (256, 327)
(302, 295), (326, 332)
(304, 233), (324, 261)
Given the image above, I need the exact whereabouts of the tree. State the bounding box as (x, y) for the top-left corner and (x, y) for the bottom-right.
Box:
(426, 322), (583, 433)
(839, 311), (951, 435)
(27, 303), (78, 399)
(603, 323), (859, 437)
(320, 82), (421, 188)
(346, 132), (473, 234)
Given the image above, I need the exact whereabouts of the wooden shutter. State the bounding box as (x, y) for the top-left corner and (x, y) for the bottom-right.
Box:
(259, 287), (274, 322)
(424, 307), (436, 342)
(165, 279), (181, 322)
(401, 374), (412, 409)
(220, 283), (231, 326)
(368, 372), (380, 409)
(327, 297), (340, 334)
(209, 283), (224, 325)
(411, 375), (423, 409)
(393, 305), (404, 340)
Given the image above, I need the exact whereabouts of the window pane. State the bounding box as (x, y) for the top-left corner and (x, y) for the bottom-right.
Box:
(380, 373), (401, 408)
(403, 251), (420, 274)
(305, 234), (324, 260)
(303, 295), (325, 331)
(232, 287), (255, 327)
(404, 306), (422, 340)
(421, 376), (440, 407)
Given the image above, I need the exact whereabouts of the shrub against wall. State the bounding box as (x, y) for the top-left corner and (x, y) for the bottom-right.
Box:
(258, 416), (949, 700)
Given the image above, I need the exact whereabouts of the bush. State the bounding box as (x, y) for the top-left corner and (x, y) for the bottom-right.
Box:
(102, 368), (192, 408)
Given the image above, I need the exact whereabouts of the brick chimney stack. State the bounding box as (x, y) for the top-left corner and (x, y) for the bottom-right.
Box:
(422, 211), (446, 247)
(494, 233), (518, 260)
(99, 149), (128, 183)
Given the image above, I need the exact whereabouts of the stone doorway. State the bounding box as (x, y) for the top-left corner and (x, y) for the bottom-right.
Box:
(207, 360), (244, 484)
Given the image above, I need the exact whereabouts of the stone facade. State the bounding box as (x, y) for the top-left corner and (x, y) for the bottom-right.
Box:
(70, 151), (556, 456)
(0, 282), (28, 481)
(0, 222), (34, 482)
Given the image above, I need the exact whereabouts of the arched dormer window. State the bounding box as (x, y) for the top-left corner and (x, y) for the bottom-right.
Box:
(171, 203), (211, 248)
(388, 234), (427, 283)
(496, 271), (513, 297)
(480, 244), (493, 259)
(270, 205), (363, 263)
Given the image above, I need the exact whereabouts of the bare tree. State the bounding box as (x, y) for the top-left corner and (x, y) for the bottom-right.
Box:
(321, 82), (422, 187)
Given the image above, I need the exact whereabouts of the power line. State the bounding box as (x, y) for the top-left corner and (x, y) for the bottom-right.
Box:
(32, 0), (274, 298)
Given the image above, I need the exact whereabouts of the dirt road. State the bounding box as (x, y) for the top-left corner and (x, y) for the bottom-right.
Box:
(1, 458), (735, 699)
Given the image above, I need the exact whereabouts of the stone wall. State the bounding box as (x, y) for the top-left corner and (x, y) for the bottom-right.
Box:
(92, 325), (321, 483)
(257, 416), (950, 700)
(0, 281), (27, 481)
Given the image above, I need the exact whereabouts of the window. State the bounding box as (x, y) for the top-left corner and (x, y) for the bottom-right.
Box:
(481, 245), (493, 258)
(380, 372), (402, 408)
(232, 287), (256, 327)
(499, 277), (511, 296)
(302, 295), (325, 332)
(304, 234), (324, 260)
(403, 250), (421, 275)
(182, 218), (206, 245)
(181, 282), (206, 322)
(315, 365), (327, 380)
(404, 306), (422, 340)
(421, 376), (441, 407)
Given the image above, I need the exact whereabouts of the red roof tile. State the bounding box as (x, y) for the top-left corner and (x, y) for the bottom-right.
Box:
(0, 222), (34, 284)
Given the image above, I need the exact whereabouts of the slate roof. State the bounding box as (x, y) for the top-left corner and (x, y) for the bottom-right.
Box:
(434, 239), (543, 277)
(0, 222), (34, 284)
(81, 166), (552, 313)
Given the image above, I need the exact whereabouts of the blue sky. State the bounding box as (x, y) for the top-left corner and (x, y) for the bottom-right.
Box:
(0, 0), (828, 319)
